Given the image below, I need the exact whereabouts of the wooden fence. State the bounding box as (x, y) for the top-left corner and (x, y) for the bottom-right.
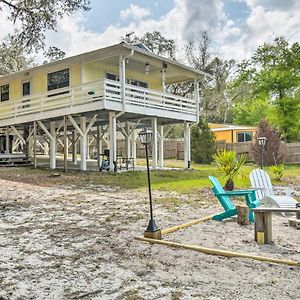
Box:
(61, 137), (300, 164)
(136, 139), (300, 164)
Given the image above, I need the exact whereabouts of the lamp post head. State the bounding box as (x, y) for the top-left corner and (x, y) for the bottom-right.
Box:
(138, 128), (152, 145)
(258, 136), (267, 147)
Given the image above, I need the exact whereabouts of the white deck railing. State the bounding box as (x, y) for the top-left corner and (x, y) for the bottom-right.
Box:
(0, 79), (196, 122)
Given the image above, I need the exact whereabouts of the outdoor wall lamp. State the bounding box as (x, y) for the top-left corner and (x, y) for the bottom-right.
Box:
(258, 136), (267, 169)
(145, 63), (150, 75)
(138, 128), (162, 240)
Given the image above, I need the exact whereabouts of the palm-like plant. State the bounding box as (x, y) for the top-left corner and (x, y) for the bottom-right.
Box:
(213, 150), (246, 190)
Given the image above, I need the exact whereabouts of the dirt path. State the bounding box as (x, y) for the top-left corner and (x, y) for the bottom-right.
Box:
(0, 179), (299, 300)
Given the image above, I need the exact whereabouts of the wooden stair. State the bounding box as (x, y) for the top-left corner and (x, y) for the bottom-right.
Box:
(0, 154), (32, 167)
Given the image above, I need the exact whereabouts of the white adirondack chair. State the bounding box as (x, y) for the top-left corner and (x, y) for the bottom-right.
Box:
(249, 169), (298, 210)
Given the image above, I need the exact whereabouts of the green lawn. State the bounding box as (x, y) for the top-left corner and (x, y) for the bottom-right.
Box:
(0, 161), (298, 195)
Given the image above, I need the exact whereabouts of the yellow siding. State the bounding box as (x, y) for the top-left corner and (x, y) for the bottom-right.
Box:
(1, 60), (162, 107)
(32, 70), (46, 94)
(213, 129), (257, 143)
(213, 131), (233, 143)
(70, 63), (81, 86)
(82, 62), (162, 91)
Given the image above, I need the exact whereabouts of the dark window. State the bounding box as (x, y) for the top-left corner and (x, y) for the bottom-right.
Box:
(138, 81), (148, 88)
(245, 132), (253, 141)
(47, 68), (69, 91)
(106, 73), (147, 88)
(237, 132), (253, 142)
(106, 73), (119, 81)
(23, 81), (31, 96)
(1, 84), (9, 101)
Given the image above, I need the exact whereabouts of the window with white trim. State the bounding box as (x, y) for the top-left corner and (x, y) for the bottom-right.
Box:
(1, 84), (9, 101)
(47, 68), (69, 91)
(237, 132), (253, 142)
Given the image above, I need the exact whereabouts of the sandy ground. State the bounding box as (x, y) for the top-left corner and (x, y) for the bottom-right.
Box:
(0, 178), (299, 300)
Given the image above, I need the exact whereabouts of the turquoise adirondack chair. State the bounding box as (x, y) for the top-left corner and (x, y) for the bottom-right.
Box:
(209, 176), (261, 222)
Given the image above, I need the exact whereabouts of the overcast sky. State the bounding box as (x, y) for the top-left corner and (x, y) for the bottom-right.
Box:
(1, 0), (300, 61)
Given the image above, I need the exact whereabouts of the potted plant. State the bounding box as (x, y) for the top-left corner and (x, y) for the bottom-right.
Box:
(213, 150), (246, 191)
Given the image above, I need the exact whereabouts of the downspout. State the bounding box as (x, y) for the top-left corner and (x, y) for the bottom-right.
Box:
(115, 49), (134, 119)
(194, 79), (201, 124)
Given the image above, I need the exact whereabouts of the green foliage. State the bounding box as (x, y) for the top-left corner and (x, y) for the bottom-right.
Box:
(1, 0), (90, 51)
(123, 31), (176, 59)
(274, 96), (300, 142)
(231, 36), (300, 141)
(252, 119), (285, 166)
(43, 47), (66, 64)
(0, 35), (34, 75)
(0, 0), (87, 74)
(233, 96), (274, 125)
(213, 150), (245, 190)
(270, 164), (285, 181)
(191, 118), (216, 164)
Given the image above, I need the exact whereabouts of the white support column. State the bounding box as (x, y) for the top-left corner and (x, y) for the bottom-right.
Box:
(131, 130), (137, 162)
(43, 141), (49, 156)
(49, 121), (56, 169)
(86, 135), (90, 159)
(152, 117), (158, 170)
(80, 116), (87, 171)
(97, 126), (102, 167)
(159, 125), (164, 168)
(72, 130), (78, 165)
(184, 121), (191, 169)
(125, 121), (131, 158)
(109, 112), (116, 171)
(33, 121), (37, 168)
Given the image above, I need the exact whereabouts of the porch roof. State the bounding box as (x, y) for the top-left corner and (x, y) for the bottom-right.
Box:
(0, 42), (210, 85)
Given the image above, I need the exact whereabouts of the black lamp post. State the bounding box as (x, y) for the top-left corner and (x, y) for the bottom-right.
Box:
(258, 137), (267, 169)
(138, 128), (162, 240)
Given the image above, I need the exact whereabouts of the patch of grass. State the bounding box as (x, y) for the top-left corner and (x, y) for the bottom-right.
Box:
(0, 162), (299, 196)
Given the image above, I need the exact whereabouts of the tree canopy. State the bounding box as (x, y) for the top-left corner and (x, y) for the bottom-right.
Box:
(0, 0), (90, 50)
(0, 0), (90, 75)
(232, 37), (300, 142)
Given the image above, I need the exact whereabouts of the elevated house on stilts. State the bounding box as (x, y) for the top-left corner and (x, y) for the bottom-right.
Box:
(0, 42), (207, 171)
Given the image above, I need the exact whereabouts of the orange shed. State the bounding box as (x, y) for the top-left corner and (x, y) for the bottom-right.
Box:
(208, 123), (257, 143)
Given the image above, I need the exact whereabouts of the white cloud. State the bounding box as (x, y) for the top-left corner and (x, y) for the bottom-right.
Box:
(45, 1), (188, 58)
(4, 0), (299, 63)
(120, 4), (150, 21)
(238, 0), (300, 56)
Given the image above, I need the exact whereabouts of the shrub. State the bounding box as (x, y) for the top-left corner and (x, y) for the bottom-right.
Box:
(252, 119), (285, 166)
(270, 164), (285, 181)
(213, 150), (245, 190)
(191, 117), (216, 163)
